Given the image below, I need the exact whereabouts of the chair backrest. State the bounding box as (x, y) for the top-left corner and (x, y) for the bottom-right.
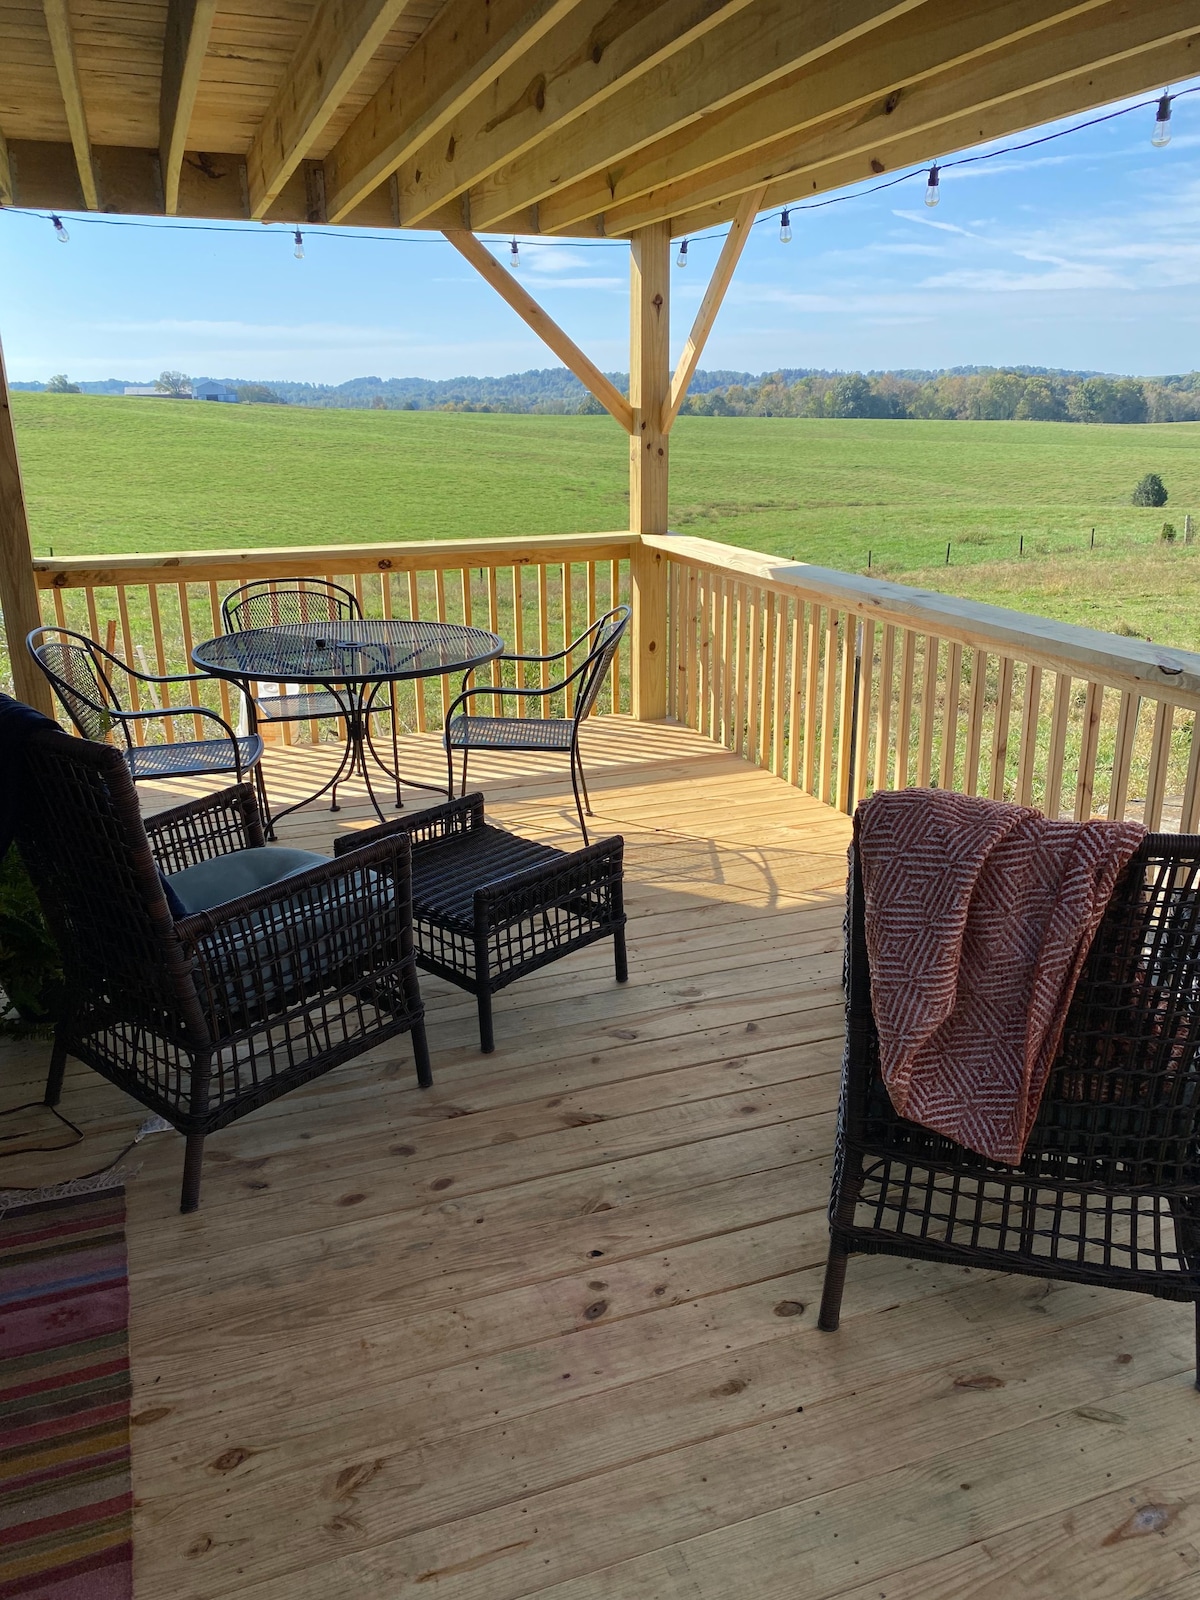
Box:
(572, 605), (631, 725)
(15, 725), (202, 1039)
(222, 578), (362, 634)
(852, 834), (1200, 1187)
(28, 627), (132, 746)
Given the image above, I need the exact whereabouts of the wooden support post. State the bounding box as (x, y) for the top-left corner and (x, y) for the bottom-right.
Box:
(629, 221), (671, 721)
(42, 0), (100, 210)
(0, 338), (53, 714)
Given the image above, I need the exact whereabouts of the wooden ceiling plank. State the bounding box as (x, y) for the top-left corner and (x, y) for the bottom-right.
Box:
(160, 0), (218, 215)
(324, 0), (581, 223)
(662, 184), (765, 434)
(666, 30), (1199, 236)
(246, 0), (426, 220)
(465, 0), (928, 231)
(397, 0), (757, 227)
(534, 0), (1111, 236)
(0, 128), (13, 205)
(41, 0), (99, 209)
(603, 0), (1199, 233)
(443, 228), (634, 431)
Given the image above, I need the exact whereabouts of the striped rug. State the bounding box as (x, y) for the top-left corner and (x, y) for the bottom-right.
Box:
(0, 1188), (133, 1599)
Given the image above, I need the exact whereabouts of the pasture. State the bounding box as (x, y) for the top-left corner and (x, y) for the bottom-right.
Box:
(12, 393), (1200, 649)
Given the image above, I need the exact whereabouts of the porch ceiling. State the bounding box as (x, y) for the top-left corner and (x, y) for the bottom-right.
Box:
(0, 0), (1194, 234)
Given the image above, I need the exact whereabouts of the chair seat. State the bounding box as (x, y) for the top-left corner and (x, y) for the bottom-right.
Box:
(124, 733), (263, 780)
(410, 824), (567, 927)
(447, 714), (574, 752)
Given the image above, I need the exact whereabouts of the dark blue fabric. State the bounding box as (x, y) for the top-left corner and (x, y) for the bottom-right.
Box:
(0, 694), (59, 863)
(159, 872), (189, 919)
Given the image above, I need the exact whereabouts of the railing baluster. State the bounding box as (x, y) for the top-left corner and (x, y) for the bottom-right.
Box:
(1180, 711), (1200, 831)
(1145, 700), (1174, 829)
(851, 619), (874, 809)
(990, 655), (1015, 800)
(1044, 673), (1072, 819)
(772, 594), (787, 777)
(836, 613), (856, 812)
(1015, 663), (1041, 807)
(147, 583), (174, 741)
(1073, 680), (1104, 820)
(786, 600), (803, 787)
(819, 609), (838, 805)
(964, 648), (988, 798)
(896, 629), (916, 790)
(873, 623), (895, 794)
(940, 640), (963, 792)
(916, 635), (939, 789)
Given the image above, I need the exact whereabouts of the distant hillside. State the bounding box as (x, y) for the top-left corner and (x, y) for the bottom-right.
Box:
(12, 365), (1200, 422)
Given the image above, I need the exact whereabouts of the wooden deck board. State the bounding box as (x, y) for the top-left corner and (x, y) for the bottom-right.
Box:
(0, 717), (1193, 1600)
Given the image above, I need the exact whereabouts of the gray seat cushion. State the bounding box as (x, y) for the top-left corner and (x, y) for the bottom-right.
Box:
(166, 845), (330, 914)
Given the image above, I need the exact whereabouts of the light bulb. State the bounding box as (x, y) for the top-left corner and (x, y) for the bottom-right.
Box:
(676, 238), (689, 268)
(1152, 93), (1172, 147)
(779, 208), (792, 244)
(924, 164), (940, 208)
(509, 237), (520, 271)
(293, 229), (305, 259)
(50, 213), (69, 244)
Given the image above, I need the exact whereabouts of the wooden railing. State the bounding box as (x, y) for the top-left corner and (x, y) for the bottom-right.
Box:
(650, 533), (1200, 831)
(15, 528), (1200, 832)
(27, 535), (635, 743)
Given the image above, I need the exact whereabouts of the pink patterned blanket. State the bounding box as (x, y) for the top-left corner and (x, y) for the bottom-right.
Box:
(856, 788), (1145, 1164)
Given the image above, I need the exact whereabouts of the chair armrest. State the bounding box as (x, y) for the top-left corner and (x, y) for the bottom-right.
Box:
(146, 783), (266, 873)
(333, 793), (485, 857)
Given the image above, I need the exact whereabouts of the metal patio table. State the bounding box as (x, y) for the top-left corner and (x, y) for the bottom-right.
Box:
(193, 618), (504, 829)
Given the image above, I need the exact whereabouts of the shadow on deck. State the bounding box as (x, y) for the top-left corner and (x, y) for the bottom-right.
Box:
(1, 717), (1195, 1599)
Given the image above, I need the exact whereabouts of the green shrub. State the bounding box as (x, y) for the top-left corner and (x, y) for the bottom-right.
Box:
(1162, 523), (1178, 543)
(1133, 473), (1168, 507)
(0, 847), (63, 1034)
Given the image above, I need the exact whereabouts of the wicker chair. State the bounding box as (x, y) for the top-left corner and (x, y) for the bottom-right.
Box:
(221, 577), (400, 810)
(336, 793), (626, 1052)
(27, 624), (269, 823)
(444, 606), (630, 843)
(819, 834), (1200, 1386)
(15, 723), (430, 1212)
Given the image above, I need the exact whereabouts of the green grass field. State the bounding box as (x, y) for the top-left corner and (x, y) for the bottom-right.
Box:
(13, 393), (1200, 648)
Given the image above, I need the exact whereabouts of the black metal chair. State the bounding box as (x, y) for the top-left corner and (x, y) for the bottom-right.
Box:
(14, 721), (430, 1212)
(444, 605), (630, 843)
(27, 624), (269, 822)
(221, 578), (400, 808)
(336, 793), (626, 1052)
(819, 834), (1200, 1386)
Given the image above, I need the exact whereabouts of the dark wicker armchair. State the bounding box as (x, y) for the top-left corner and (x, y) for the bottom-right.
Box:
(444, 605), (630, 842)
(820, 835), (1200, 1385)
(336, 793), (626, 1052)
(28, 624), (269, 822)
(16, 723), (430, 1212)
(221, 578), (400, 807)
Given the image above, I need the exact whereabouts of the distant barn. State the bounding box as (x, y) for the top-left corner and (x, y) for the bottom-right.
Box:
(191, 381), (238, 403)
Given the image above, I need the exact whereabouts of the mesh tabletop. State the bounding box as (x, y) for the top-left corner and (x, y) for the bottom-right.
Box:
(193, 620), (504, 685)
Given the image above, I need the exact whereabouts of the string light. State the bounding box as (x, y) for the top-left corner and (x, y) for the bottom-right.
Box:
(49, 213), (69, 243)
(293, 228), (305, 259)
(924, 164), (940, 207)
(509, 237), (520, 271)
(1152, 91), (1173, 147)
(779, 208), (792, 243)
(676, 238), (689, 267)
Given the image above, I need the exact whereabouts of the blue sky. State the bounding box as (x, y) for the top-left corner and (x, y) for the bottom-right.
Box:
(2, 78), (1199, 385)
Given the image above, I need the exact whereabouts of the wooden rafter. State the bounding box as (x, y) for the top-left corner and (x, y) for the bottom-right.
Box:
(465, 0), (926, 231)
(601, 0), (1200, 235)
(443, 230), (633, 432)
(247, 0), (424, 220)
(398, 0), (756, 227)
(324, 0), (581, 223)
(533, 0), (1113, 236)
(159, 0), (218, 216)
(667, 26), (1199, 236)
(0, 129), (12, 207)
(662, 186), (766, 435)
(41, 0), (99, 210)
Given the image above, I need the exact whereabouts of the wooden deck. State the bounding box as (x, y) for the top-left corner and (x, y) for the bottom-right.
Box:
(2, 718), (1198, 1599)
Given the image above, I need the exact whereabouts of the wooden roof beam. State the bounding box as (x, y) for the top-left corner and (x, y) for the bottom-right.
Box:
(247, 1), (425, 221)
(160, 0), (218, 216)
(667, 29), (1199, 235)
(0, 129), (12, 207)
(443, 229), (634, 432)
(323, 0), (581, 224)
(397, 0), (757, 228)
(533, 0), (1111, 236)
(464, 0), (927, 232)
(41, 0), (98, 210)
(602, 0), (1200, 233)
(662, 185), (766, 434)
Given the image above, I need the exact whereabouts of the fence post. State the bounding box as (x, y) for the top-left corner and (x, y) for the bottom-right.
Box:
(628, 221), (671, 721)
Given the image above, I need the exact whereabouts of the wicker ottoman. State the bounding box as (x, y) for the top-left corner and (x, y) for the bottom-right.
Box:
(335, 793), (626, 1051)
